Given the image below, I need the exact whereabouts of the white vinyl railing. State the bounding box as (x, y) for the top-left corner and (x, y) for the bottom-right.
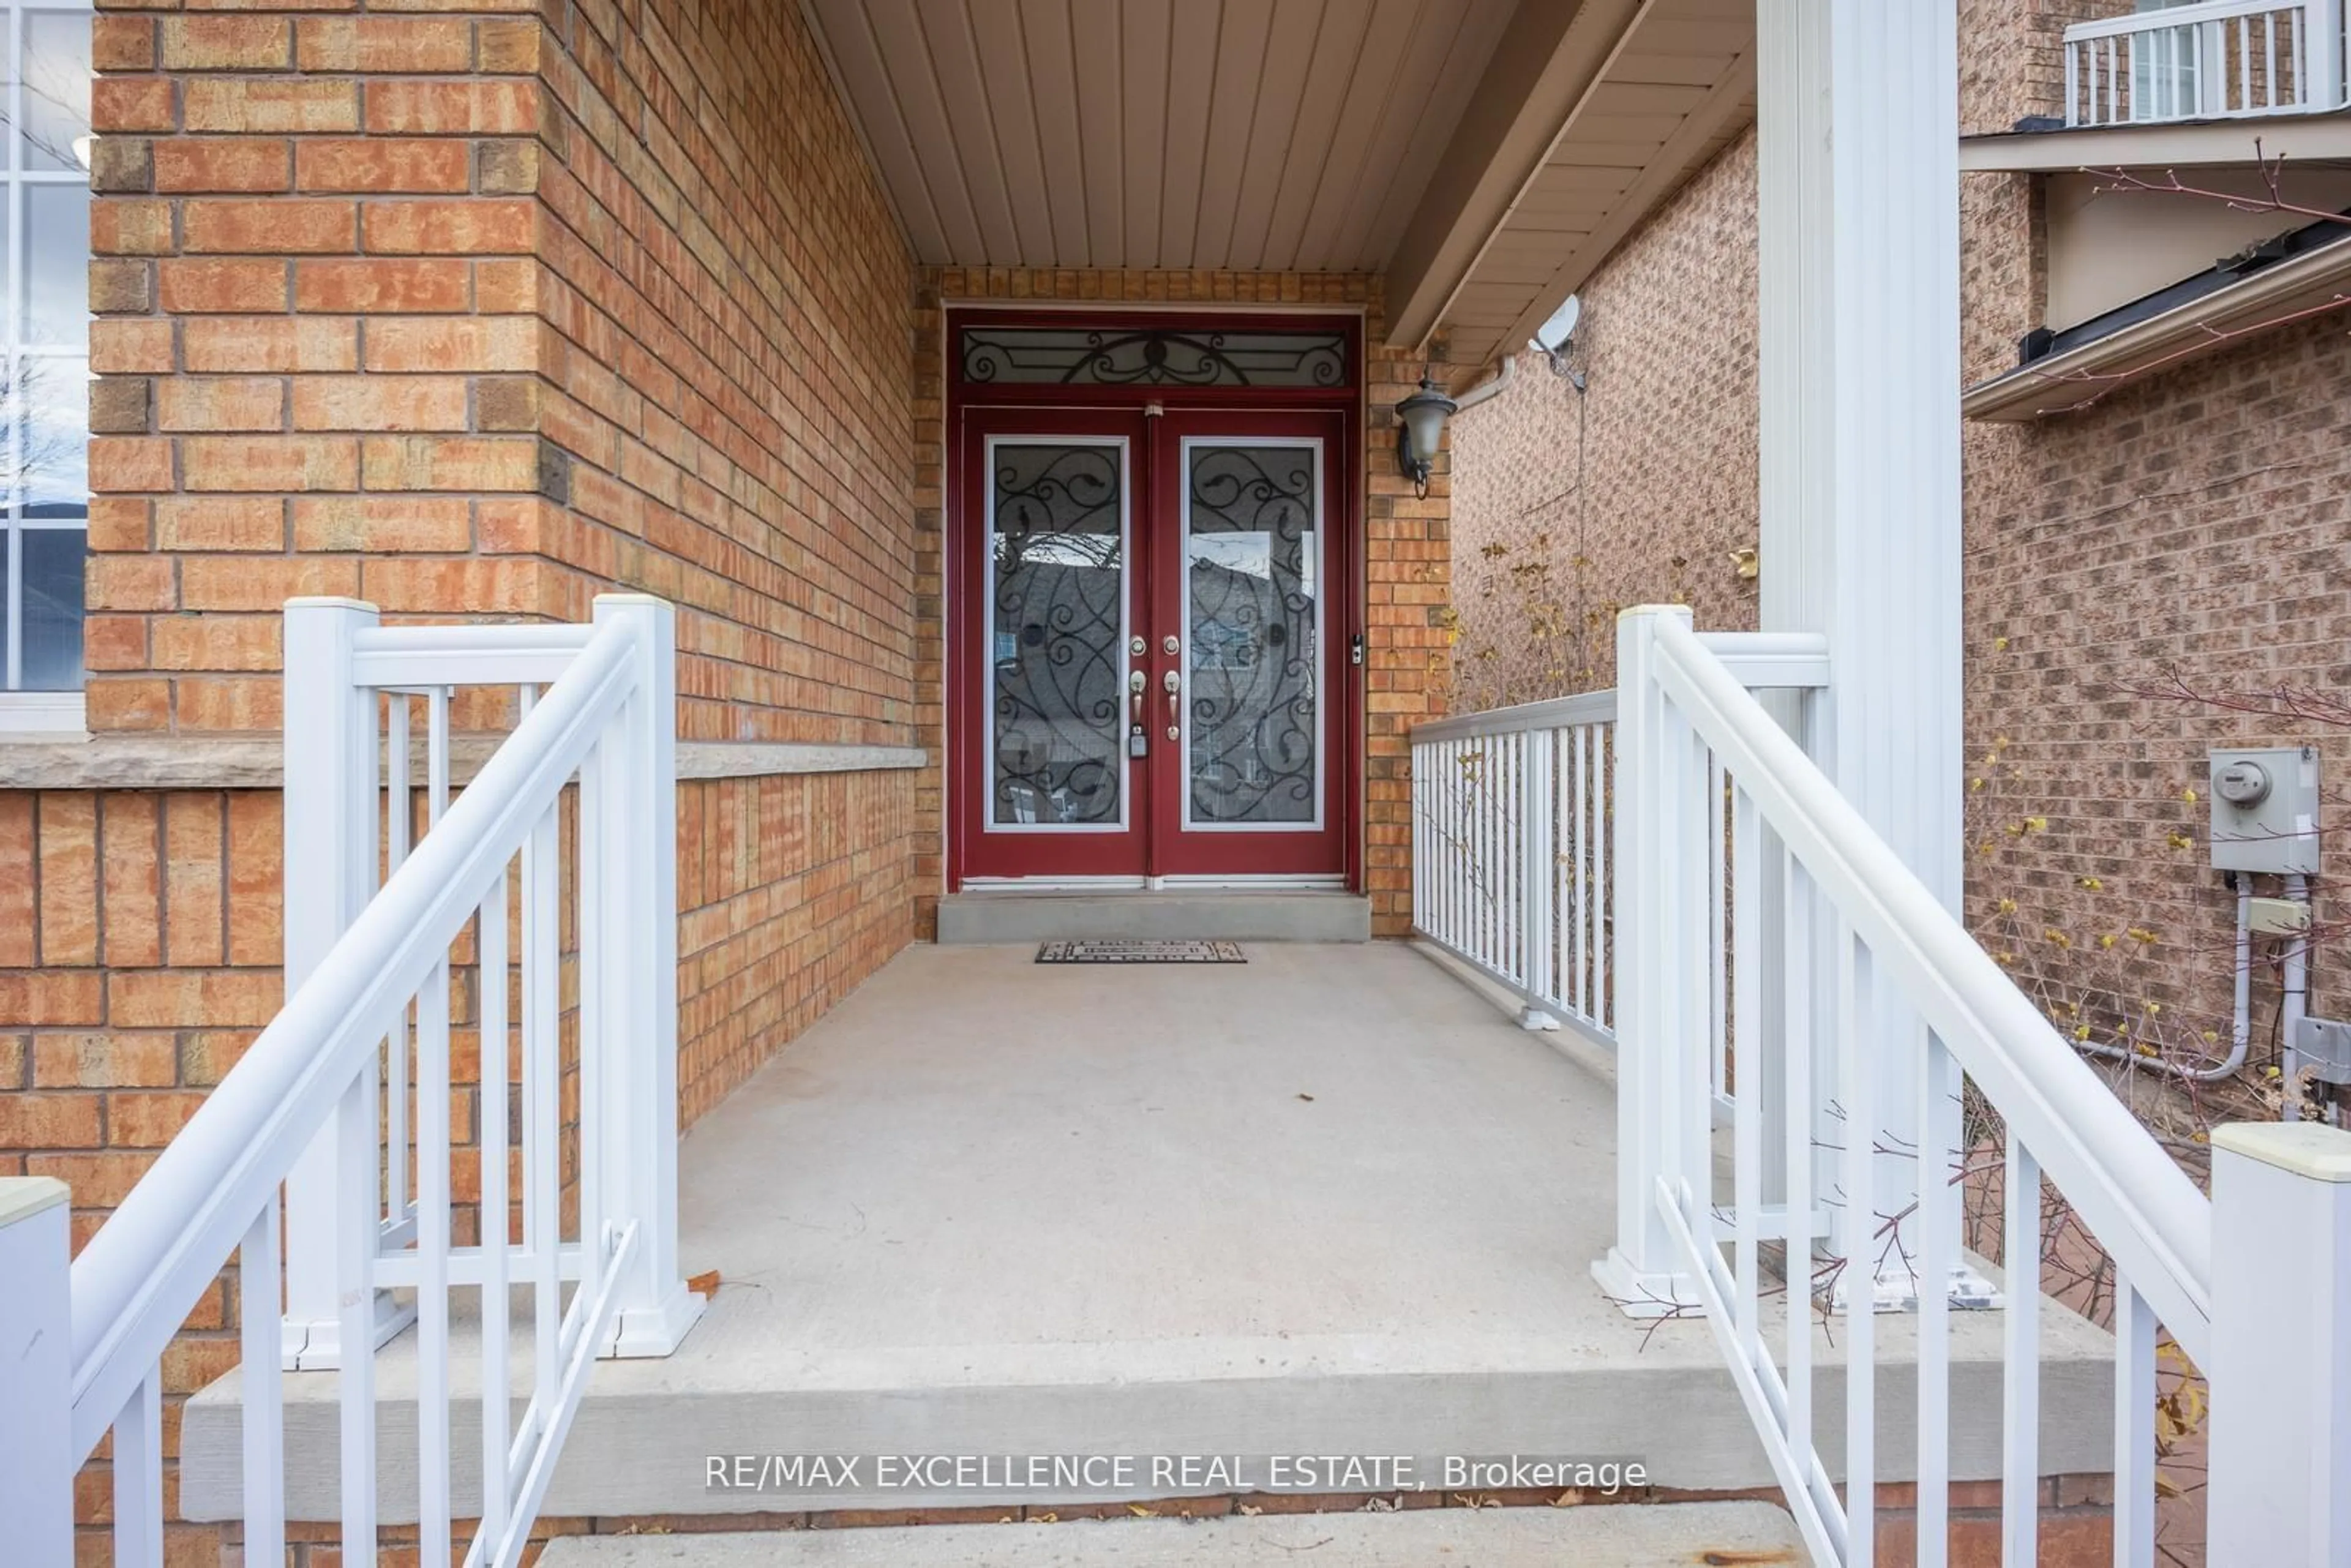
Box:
(2064, 0), (2348, 126)
(0, 593), (699, 1568)
(1410, 632), (1829, 1083)
(1584, 605), (2351, 1566)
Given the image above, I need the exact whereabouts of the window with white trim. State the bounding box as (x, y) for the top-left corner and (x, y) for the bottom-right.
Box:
(0, 0), (88, 719)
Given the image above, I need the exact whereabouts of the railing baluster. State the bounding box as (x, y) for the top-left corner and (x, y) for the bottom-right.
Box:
(112, 1368), (163, 1568)
(2002, 1133), (2041, 1566)
(527, 800), (562, 1451)
(479, 869), (513, 1549)
(1838, 925), (1874, 1567)
(2066, 38), (2082, 122)
(2113, 1278), (2158, 1568)
(579, 738), (608, 1323)
(2268, 12), (2281, 104)
(1709, 751), (1728, 1107)
(1572, 725), (1589, 1018)
(1593, 723), (1608, 1030)
(417, 950), (453, 1551)
(337, 1040), (379, 1566)
(1782, 850), (1821, 1537)
(427, 685), (452, 827)
(2240, 15), (2253, 107)
(386, 697), (410, 1231)
(1731, 784), (1761, 1348)
(1915, 1024), (1954, 1568)
(239, 1194), (285, 1568)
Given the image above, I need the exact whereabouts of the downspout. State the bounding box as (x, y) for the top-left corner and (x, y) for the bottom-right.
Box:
(1451, 353), (1517, 414)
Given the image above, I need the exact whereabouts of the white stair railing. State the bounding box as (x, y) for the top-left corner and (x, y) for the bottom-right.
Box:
(1603, 604), (2351, 1566)
(2063, 0), (2347, 126)
(0, 593), (700, 1568)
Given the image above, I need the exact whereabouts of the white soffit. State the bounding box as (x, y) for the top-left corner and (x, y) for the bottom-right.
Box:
(798, 0), (1517, 274)
(1422, 0), (1756, 367)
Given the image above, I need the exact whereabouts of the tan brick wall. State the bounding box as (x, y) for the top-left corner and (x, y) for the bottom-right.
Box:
(1449, 128), (1761, 710)
(24, 0), (926, 1553)
(1447, 6), (2351, 1105)
(910, 269), (1453, 936)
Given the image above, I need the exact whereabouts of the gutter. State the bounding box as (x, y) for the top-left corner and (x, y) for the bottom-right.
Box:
(1962, 225), (2351, 421)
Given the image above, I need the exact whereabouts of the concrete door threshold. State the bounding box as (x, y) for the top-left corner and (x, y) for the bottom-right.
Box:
(536, 1499), (1805, 1565)
(936, 889), (1371, 943)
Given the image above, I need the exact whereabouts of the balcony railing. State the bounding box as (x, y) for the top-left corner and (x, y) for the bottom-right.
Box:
(2064, 0), (2349, 127)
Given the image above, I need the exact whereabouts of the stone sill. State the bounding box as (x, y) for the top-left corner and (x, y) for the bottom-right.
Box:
(0, 735), (927, 791)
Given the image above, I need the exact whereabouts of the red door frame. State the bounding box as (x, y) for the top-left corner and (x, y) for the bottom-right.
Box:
(944, 309), (1365, 891)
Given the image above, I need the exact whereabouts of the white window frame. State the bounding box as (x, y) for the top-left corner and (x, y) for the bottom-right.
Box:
(0, 0), (89, 735)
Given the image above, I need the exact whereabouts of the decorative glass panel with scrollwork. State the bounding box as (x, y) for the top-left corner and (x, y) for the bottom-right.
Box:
(1184, 443), (1319, 827)
(961, 327), (1349, 388)
(988, 441), (1127, 828)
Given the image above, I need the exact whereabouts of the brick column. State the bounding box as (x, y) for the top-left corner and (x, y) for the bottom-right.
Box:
(88, 0), (561, 736)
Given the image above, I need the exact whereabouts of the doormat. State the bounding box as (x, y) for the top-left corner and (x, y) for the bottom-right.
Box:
(1035, 939), (1246, 964)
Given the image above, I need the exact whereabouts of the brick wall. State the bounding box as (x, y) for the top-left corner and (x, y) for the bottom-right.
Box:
(18, 0), (928, 1554)
(1449, 128), (1761, 710)
(1446, 6), (2350, 1116)
(911, 269), (1453, 936)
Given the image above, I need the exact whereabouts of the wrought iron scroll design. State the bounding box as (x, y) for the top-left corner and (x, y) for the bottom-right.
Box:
(961, 327), (1349, 388)
(990, 445), (1125, 827)
(1187, 446), (1318, 825)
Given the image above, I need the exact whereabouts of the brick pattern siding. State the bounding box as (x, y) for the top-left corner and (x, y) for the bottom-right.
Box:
(910, 269), (1453, 937)
(1448, 6), (2350, 1119)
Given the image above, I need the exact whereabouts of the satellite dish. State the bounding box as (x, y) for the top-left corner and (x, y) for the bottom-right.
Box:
(1529, 294), (1581, 355)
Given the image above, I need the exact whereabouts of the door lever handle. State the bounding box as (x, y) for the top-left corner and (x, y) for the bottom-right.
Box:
(1163, 669), (1180, 731)
(1130, 668), (1146, 721)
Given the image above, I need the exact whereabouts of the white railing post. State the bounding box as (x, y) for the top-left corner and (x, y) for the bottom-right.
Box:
(2207, 1121), (2351, 1564)
(1520, 724), (1559, 1030)
(588, 594), (703, 1357)
(1592, 605), (1703, 1313)
(2314, 0), (2347, 105)
(280, 596), (404, 1370)
(0, 1179), (73, 1567)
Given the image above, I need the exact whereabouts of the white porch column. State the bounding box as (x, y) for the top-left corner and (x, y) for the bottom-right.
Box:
(1757, 1), (1964, 1305)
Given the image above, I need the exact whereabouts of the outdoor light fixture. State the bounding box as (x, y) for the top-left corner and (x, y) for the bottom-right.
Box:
(1393, 373), (1457, 497)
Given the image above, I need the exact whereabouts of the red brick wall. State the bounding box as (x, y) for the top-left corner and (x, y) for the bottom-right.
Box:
(910, 269), (1453, 936)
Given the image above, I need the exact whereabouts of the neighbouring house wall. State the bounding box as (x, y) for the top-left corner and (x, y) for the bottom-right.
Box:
(912, 269), (1455, 937)
(1448, 1), (2350, 1123)
(1448, 127), (1761, 711)
(12, 0), (922, 1555)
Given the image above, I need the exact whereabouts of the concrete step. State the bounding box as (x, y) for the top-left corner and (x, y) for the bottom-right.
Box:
(935, 890), (1371, 943)
(535, 1501), (1807, 1566)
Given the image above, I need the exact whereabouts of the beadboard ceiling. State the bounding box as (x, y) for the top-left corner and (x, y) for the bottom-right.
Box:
(801, 0), (1757, 361)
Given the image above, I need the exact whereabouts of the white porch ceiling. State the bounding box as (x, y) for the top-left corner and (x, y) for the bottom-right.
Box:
(801, 0), (1755, 362)
(802, 0), (1518, 275)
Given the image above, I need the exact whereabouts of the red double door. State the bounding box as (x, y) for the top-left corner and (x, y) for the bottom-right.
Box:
(952, 405), (1352, 883)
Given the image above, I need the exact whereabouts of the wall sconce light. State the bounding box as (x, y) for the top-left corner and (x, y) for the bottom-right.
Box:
(1394, 374), (1457, 498)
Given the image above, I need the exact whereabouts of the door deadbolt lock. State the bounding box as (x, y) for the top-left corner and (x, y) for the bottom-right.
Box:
(1163, 634), (1180, 656)
(1129, 635), (1146, 658)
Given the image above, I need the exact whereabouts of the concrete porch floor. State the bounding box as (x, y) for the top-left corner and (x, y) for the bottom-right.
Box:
(185, 941), (2113, 1525)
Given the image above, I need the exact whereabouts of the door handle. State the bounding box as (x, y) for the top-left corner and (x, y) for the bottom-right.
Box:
(1130, 668), (1146, 721)
(1163, 669), (1180, 737)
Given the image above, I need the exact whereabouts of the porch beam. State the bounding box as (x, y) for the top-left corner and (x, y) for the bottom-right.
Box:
(1382, 0), (1647, 351)
(1757, 0), (1965, 1304)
